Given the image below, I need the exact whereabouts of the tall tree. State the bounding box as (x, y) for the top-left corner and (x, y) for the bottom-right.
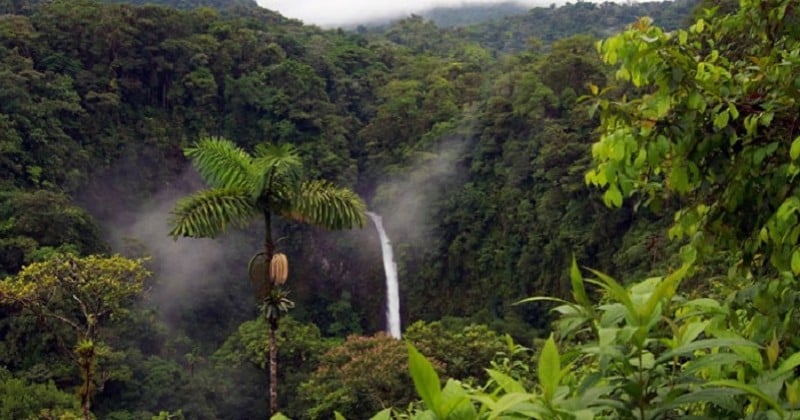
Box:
(168, 137), (366, 416)
(0, 254), (149, 420)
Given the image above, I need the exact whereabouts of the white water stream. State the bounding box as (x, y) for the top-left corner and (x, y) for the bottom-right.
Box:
(367, 212), (401, 339)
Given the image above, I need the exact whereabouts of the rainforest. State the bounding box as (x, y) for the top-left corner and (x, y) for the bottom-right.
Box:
(1, 0), (800, 418)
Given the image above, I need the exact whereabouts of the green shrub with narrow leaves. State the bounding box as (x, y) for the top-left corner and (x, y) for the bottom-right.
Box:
(394, 258), (800, 419)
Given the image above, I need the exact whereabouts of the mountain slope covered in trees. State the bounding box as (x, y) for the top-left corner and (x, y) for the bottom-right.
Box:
(5, 0), (798, 418)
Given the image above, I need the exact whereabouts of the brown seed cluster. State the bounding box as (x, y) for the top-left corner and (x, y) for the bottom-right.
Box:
(270, 253), (288, 285)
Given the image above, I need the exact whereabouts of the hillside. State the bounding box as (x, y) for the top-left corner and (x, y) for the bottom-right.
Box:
(0, 0), (259, 14)
(420, 1), (530, 27)
(3, 0), (798, 419)
(457, 0), (702, 52)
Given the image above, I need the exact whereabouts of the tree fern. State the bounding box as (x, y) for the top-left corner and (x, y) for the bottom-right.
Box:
(169, 137), (366, 415)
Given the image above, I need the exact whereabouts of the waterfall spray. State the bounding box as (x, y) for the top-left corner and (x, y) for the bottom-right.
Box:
(367, 212), (401, 339)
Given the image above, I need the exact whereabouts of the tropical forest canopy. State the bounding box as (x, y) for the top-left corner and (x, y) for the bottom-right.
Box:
(3, 0), (800, 418)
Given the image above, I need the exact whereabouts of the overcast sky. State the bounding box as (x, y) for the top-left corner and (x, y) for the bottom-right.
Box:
(256, 0), (563, 27)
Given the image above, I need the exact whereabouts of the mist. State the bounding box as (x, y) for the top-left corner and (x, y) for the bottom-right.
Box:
(371, 135), (467, 248)
(258, 0), (582, 27)
(85, 166), (258, 330)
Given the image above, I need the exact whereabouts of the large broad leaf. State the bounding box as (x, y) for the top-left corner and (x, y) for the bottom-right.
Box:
(487, 393), (536, 420)
(706, 380), (783, 414)
(638, 263), (690, 322)
(369, 408), (392, 420)
(440, 379), (477, 420)
(655, 388), (745, 414)
(408, 343), (443, 416)
(655, 338), (759, 363)
(487, 369), (526, 394)
(773, 351), (800, 378)
(538, 334), (561, 402)
(679, 353), (748, 376)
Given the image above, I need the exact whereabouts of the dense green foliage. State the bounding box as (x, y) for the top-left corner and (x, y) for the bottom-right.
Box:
(432, 0), (701, 53)
(420, 2), (529, 28)
(393, 1), (800, 419)
(6, 0), (794, 418)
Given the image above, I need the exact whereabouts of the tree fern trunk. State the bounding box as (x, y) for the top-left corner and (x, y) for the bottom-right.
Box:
(269, 318), (278, 417)
(265, 209), (278, 416)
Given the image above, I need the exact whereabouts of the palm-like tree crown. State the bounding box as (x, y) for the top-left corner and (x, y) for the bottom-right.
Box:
(169, 137), (366, 239)
(168, 137), (366, 417)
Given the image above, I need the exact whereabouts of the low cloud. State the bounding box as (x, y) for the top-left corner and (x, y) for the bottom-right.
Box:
(370, 134), (467, 246)
(258, 0), (564, 27)
(96, 168), (256, 325)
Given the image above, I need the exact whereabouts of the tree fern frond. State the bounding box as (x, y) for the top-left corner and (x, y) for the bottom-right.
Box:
(286, 180), (367, 230)
(169, 188), (257, 238)
(185, 137), (256, 190)
(252, 143), (303, 193)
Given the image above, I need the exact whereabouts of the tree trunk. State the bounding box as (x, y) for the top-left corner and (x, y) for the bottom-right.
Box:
(264, 210), (274, 263)
(81, 384), (91, 420)
(78, 345), (94, 420)
(264, 210), (278, 417)
(269, 318), (278, 417)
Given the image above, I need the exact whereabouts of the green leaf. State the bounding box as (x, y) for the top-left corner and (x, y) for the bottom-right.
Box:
(515, 296), (573, 306)
(538, 334), (561, 402)
(681, 353), (748, 375)
(488, 393), (535, 420)
(169, 187), (256, 238)
(291, 180), (367, 230)
(705, 380), (783, 414)
(713, 110), (729, 131)
(441, 379), (476, 420)
(656, 338), (759, 363)
(487, 369), (526, 394)
(585, 269), (635, 314)
(792, 250), (800, 275)
(774, 351), (800, 377)
(686, 91), (704, 110)
(407, 343), (442, 416)
(570, 256), (591, 307)
(791, 137), (800, 160)
(369, 409), (392, 420)
(657, 388), (745, 413)
(668, 164), (689, 192)
(604, 185), (623, 207)
(186, 137), (255, 190)
(678, 320), (710, 347)
(639, 263), (689, 322)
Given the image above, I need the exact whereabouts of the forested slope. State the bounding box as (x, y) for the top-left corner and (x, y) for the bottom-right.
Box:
(0, 0), (764, 418)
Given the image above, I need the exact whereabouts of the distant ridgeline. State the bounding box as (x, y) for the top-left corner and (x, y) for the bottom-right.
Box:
(0, 0), (258, 14)
(419, 2), (530, 28)
(370, 0), (702, 53)
(100, 0), (258, 9)
(465, 0), (703, 47)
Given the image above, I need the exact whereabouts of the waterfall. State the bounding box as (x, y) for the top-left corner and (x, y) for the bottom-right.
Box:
(367, 212), (401, 339)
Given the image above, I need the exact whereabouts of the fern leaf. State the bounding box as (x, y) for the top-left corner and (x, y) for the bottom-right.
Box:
(287, 180), (367, 230)
(185, 137), (256, 190)
(169, 188), (256, 238)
